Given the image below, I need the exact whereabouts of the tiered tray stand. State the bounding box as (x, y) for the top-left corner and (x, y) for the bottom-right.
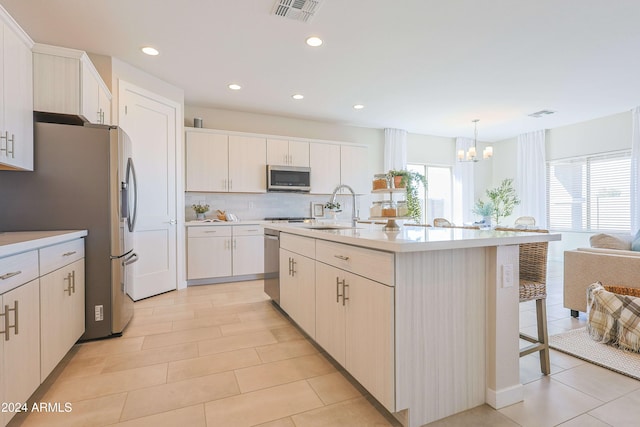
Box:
(370, 188), (411, 231)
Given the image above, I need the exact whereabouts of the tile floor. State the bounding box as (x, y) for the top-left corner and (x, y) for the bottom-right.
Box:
(8, 260), (640, 427)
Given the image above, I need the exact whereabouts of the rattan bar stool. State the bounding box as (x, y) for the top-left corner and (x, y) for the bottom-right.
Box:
(495, 227), (551, 375)
(433, 218), (452, 227)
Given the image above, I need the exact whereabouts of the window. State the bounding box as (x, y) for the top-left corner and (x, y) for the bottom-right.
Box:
(407, 164), (452, 225)
(547, 151), (631, 232)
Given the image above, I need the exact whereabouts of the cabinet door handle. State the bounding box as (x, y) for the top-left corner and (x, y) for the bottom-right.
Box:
(71, 270), (76, 294)
(63, 251), (77, 257)
(64, 272), (73, 296)
(0, 271), (22, 280)
(342, 281), (349, 306)
(233, 239), (237, 250)
(1, 301), (18, 341)
(334, 254), (350, 261)
(336, 277), (345, 303)
(204, 230), (218, 233)
(291, 258), (296, 277)
(229, 179), (233, 190)
(8, 133), (14, 158)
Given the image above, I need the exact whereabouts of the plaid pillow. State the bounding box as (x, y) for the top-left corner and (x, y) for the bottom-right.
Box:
(587, 282), (640, 351)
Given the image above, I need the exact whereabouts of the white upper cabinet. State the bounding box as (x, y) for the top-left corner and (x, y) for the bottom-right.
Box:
(309, 142), (341, 194)
(228, 135), (267, 193)
(267, 138), (309, 167)
(185, 129), (266, 193)
(32, 43), (112, 125)
(0, 6), (34, 171)
(185, 131), (229, 192)
(340, 145), (369, 194)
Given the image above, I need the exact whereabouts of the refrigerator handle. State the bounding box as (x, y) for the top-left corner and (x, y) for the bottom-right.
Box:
(124, 252), (139, 266)
(126, 157), (139, 232)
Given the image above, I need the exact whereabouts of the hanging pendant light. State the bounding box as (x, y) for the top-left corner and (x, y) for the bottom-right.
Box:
(457, 119), (493, 162)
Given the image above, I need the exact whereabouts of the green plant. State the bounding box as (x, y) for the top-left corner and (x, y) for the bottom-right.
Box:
(485, 178), (520, 225)
(388, 169), (427, 222)
(472, 200), (495, 218)
(324, 201), (341, 211)
(192, 203), (210, 214)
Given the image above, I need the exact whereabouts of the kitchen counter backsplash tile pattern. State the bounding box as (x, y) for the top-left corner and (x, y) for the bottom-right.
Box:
(185, 192), (372, 222)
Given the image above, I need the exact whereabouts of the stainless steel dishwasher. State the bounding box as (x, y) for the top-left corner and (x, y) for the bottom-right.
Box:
(264, 228), (280, 305)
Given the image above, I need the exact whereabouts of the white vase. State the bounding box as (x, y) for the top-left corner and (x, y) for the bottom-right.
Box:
(196, 213), (205, 220)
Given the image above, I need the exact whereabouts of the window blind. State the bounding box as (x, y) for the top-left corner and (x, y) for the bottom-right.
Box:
(547, 151), (631, 232)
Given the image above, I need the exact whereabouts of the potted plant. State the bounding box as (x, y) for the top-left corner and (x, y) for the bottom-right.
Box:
(387, 169), (427, 223)
(484, 178), (520, 225)
(324, 201), (341, 212)
(472, 200), (495, 227)
(192, 203), (210, 220)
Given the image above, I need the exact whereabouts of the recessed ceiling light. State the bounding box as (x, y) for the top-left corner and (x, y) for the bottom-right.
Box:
(228, 84), (242, 90)
(141, 46), (159, 56)
(292, 94), (304, 100)
(306, 36), (323, 47)
(353, 104), (365, 110)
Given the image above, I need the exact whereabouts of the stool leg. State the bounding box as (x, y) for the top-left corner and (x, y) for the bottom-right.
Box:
(536, 298), (551, 375)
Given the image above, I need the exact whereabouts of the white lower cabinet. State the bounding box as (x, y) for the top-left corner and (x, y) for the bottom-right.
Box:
(315, 261), (395, 411)
(0, 236), (85, 427)
(1, 279), (40, 426)
(187, 225), (264, 280)
(280, 248), (316, 338)
(40, 259), (85, 381)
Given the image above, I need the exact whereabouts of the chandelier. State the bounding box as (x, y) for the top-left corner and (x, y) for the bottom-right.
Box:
(457, 119), (493, 162)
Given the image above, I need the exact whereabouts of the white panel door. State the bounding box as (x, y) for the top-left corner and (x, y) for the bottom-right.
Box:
(119, 80), (178, 300)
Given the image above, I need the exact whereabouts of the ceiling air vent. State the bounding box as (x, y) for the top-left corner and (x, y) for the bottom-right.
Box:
(271, 0), (324, 23)
(528, 110), (556, 118)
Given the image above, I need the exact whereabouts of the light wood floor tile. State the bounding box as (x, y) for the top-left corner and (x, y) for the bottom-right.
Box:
(306, 371), (362, 405)
(120, 371), (239, 421)
(150, 301), (213, 316)
(141, 326), (222, 350)
(121, 320), (173, 338)
(126, 310), (194, 326)
(41, 364), (168, 403)
(171, 312), (241, 331)
(269, 325), (305, 342)
(198, 330), (278, 356)
(219, 316), (289, 336)
(204, 380), (324, 427)
(234, 354), (336, 393)
(255, 338), (319, 363)
(73, 336), (144, 359)
(107, 404), (206, 427)
(253, 418), (297, 427)
(167, 348), (261, 383)
(101, 342), (199, 373)
(290, 396), (393, 427)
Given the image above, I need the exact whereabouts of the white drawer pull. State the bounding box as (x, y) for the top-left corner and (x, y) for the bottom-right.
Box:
(0, 271), (22, 280)
(63, 251), (77, 257)
(334, 255), (350, 261)
(204, 231), (218, 233)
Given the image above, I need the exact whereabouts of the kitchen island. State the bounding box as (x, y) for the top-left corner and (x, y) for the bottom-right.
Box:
(265, 223), (560, 427)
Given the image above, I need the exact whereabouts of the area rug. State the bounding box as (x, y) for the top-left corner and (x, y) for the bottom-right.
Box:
(549, 327), (640, 380)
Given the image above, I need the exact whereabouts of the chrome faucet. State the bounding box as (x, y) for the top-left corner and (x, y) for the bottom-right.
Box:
(329, 184), (359, 227)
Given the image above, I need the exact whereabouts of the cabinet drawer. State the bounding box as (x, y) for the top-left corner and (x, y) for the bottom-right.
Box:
(281, 233), (315, 259)
(0, 250), (39, 294)
(188, 226), (232, 238)
(233, 225), (263, 236)
(39, 239), (85, 276)
(316, 240), (394, 286)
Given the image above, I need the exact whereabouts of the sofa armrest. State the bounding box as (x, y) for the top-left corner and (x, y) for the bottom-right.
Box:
(564, 250), (640, 313)
(577, 247), (640, 257)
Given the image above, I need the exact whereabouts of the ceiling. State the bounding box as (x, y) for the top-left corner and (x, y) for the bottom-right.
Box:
(3, 0), (640, 141)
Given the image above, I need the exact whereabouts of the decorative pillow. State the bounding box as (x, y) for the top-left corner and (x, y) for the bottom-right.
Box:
(632, 229), (640, 252)
(589, 233), (632, 250)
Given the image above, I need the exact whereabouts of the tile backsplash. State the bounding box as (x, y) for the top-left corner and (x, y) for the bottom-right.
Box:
(185, 192), (373, 222)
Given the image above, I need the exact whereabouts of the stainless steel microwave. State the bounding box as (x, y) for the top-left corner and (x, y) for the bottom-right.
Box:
(267, 165), (311, 192)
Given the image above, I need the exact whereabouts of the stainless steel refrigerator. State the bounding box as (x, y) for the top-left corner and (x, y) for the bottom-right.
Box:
(0, 116), (138, 340)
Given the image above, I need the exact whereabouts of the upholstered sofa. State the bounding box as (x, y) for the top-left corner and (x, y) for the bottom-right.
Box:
(564, 233), (640, 316)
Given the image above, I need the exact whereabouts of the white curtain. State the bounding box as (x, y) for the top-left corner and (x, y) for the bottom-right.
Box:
(516, 130), (547, 228)
(453, 137), (474, 225)
(631, 107), (640, 233)
(384, 128), (407, 172)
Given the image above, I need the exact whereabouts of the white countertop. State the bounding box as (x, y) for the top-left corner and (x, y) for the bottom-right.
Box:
(0, 230), (88, 258)
(266, 223), (561, 253)
(185, 220), (267, 227)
